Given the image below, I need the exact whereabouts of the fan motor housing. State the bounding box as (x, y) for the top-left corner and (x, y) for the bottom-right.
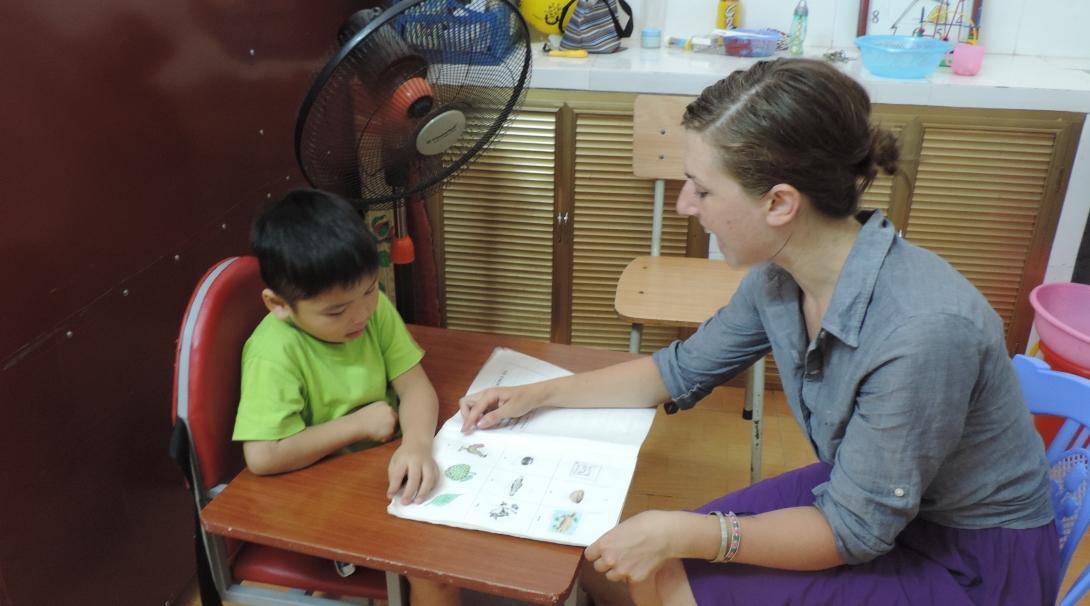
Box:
(416, 110), (467, 156)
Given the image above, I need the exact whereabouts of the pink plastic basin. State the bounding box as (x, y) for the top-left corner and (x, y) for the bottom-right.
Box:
(1030, 282), (1090, 368)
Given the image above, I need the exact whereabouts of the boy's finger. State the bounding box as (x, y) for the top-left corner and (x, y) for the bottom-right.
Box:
(386, 462), (406, 498)
(416, 465), (437, 503)
(400, 466), (421, 505)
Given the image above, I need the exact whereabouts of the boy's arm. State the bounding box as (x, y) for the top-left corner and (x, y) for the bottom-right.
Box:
(386, 363), (440, 504)
(243, 402), (397, 475)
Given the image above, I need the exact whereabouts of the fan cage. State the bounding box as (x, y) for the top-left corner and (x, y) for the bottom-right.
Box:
(295, 0), (531, 210)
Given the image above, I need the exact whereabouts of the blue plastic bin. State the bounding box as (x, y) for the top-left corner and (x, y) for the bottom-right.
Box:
(394, 0), (515, 66)
(855, 35), (952, 79)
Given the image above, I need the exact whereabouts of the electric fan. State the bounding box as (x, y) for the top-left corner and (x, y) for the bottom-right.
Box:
(295, 0), (532, 321)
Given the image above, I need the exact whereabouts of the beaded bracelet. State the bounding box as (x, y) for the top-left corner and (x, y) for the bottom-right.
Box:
(724, 511), (742, 562)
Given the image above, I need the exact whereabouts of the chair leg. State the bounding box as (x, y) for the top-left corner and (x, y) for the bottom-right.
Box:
(629, 324), (643, 354)
(386, 572), (409, 606)
(564, 578), (589, 606)
(1060, 563), (1090, 606)
(745, 358), (766, 484)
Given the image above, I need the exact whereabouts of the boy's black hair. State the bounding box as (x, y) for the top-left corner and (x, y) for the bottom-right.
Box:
(251, 188), (380, 305)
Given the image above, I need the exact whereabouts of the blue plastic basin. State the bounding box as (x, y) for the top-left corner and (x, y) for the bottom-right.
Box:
(855, 35), (952, 79)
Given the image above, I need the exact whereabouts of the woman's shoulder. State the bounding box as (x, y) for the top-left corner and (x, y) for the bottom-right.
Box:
(874, 238), (1004, 337)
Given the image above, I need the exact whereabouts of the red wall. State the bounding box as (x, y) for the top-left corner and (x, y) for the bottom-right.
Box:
(0, 2), (368, 603)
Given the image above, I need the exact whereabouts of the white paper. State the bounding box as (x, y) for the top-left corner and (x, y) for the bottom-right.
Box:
(388, 347), (656, 546)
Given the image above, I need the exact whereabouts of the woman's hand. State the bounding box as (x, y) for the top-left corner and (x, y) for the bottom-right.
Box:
(386, 438), (439, 504)
(584, 510), (679, 584)
(458, 383), (545, 433)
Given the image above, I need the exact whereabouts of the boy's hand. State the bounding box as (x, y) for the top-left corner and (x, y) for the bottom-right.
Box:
(387, 439), (439, 505)
(350, 401), (398, 443)
(458, 384), (542, 433)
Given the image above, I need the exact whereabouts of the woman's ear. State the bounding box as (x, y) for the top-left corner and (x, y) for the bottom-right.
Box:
(262, 288), (293, 320)
(764, 184), (801, 228)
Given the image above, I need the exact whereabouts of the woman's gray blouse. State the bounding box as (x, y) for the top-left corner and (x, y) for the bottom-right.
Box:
(653, 210), (1053, 564)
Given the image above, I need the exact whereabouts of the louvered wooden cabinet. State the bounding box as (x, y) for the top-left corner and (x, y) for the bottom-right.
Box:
(434, 91), (1084, 372)
(875, 105), (1083, 354)
(436, 90), (696, 354)
(438, 107), (558, 341)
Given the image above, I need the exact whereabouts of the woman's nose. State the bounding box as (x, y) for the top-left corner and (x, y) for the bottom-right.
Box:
(676, 183), (698, 217)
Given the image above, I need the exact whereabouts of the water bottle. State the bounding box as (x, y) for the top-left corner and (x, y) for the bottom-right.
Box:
(788, 0), (808, 56)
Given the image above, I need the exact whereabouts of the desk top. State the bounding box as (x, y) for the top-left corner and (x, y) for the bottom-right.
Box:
(200, 325), (638, 605)
(615, 255), (747, 327)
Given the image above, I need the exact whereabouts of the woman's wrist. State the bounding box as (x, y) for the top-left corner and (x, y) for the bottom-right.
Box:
(668, 511), (725, 561)
(531, 379), (558, 409)
(657, 510), (697, 559)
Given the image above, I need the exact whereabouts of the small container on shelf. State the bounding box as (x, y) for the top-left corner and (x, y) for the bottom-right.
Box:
(715, 28), (779, 57)
(641, 27), (662, 49)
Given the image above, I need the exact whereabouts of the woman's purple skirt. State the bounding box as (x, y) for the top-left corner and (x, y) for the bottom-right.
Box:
(683, 463), (1059, 605)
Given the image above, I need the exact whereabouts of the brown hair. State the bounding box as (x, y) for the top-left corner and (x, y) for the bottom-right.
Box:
(682, 58), (899, 218)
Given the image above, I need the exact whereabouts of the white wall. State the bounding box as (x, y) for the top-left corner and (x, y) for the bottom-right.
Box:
(637, 0), (1090, 57)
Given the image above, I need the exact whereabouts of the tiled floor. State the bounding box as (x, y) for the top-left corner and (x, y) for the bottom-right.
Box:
(183, 385), (1090, 605)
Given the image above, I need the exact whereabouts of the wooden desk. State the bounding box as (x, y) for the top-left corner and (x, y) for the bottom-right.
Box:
(615, 255), (766, 484)
(200, 325), (638, 606)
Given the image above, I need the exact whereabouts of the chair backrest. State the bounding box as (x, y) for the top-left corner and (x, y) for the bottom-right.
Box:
(172, 256), (267, 495)
(1013, 354), (1090, 591)
(632, 94), (691, 181)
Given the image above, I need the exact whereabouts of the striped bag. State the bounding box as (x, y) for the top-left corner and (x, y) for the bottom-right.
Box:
(558, 0), (633, 54)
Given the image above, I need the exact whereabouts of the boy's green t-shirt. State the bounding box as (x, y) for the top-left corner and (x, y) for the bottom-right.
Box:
(232, 291), (423, 443)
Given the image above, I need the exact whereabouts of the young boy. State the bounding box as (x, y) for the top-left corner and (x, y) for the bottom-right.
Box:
(234, 188), (459, 606)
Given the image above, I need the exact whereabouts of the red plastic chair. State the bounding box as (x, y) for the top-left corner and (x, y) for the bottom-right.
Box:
(170, 256), (387, 605)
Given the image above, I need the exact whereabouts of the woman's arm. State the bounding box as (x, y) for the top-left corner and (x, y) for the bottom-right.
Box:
(459, 356), (670, 432)
(586, 506), (843, 584)
(669, 506), (842, 569)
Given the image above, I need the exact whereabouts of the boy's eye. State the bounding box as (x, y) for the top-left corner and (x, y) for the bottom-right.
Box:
(326, 309), (347, 317)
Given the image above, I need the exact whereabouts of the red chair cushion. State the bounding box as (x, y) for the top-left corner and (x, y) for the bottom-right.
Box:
(233, 542), (388, 599)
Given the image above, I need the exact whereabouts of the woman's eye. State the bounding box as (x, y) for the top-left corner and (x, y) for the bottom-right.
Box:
(696, 190), (709, 199)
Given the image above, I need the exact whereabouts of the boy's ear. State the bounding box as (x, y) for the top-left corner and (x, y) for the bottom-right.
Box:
(262, 288), (293, 320)
(764, 183), (801, 228)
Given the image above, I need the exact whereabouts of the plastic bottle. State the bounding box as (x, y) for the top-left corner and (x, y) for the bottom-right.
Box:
(716, 0), (741, 30)
(788, 0), (808, 56)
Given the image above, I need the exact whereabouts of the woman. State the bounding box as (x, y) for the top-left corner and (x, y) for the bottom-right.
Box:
(459, 58), (1058, 605)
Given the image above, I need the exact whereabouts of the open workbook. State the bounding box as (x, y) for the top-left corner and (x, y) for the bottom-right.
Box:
(387, 347), (656, 547)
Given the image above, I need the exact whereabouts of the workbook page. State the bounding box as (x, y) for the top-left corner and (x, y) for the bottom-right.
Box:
(388, 347), (656, 546)
(441, 347), (657, 447)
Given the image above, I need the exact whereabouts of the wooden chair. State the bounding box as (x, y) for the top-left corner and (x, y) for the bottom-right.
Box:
(615, 94), (766, 484)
